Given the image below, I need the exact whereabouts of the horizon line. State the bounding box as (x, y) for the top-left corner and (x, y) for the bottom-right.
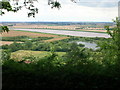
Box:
(0, 21), (113, 23)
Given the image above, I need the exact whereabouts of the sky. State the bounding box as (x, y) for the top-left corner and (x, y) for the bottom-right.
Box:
(0, 0), (119, 22)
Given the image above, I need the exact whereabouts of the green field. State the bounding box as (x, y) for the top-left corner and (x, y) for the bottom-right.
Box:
(11, 50), (66, 61)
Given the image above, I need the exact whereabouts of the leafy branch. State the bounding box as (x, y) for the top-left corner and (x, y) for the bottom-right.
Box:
(0, 26), (9, 33)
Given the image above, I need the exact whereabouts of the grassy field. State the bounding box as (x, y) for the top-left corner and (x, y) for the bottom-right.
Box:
(11, 50), (66, 61)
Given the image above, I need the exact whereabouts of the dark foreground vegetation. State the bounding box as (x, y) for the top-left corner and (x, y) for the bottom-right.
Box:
(2, 54), (120, 89)
(1, 18), (120, 89)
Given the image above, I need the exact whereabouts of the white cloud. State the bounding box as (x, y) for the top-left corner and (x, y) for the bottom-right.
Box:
(0, 0), (118, 22)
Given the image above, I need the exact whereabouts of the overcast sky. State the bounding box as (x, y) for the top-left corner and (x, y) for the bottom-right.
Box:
(0, 0), (119, 22)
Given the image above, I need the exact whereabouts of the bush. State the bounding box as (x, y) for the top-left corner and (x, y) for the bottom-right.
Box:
(1, 50), (11, 61)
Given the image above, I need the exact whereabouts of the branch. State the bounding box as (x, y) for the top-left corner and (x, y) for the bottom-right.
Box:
(0, 26), (9, 33)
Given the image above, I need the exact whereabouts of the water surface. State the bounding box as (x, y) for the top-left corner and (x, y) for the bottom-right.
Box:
(76, 41), (98, 50)
(14, 29), (110, 38)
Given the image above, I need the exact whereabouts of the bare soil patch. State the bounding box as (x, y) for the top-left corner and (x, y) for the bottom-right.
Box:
(0, 41), (23, 46)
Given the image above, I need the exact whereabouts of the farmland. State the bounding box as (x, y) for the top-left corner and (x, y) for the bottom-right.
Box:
(1, 0), (120, 88)
(0, 25), (110, 58)
(11, 50), (66, 61)
(13, 24), (107, 33)
(1, 30), (58, 37)
(2, 21), (120, 89)
(5, 21), (114, 33)
(1, 30), (69, 45)
(0, 41), (23, 46)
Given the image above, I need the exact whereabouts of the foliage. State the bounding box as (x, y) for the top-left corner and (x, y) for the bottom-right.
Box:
(0, 26), (9, 33)
(59, 36), (108, 43)
(100, 17), (120, 65)
(1, 37), (87, 52)
(66, 43), (89, 65)
(50, 1), (61, 9)
(3, 42), (25, 52)
(10, 50), (66, 61)
(0, 1), (12, 15)
(0, 0), (62, 17)
(2, 36), (53, 42)
(2, 39), (120, 88)
(1, 49), (11, 61)
(0, 0), (78, 17)
(2, 49), (120, 89)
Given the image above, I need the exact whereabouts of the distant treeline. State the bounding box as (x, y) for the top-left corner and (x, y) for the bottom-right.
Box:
(2, 21), (114, 26)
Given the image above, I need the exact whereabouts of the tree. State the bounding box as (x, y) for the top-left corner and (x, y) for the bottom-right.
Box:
(101, 17), (120, 65)
(66, 43), (88, 65)
(0, 1), (12, 15)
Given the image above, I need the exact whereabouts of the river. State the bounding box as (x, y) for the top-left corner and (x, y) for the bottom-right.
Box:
(76, 41), (99, 50)
(14, 28), (110, 38)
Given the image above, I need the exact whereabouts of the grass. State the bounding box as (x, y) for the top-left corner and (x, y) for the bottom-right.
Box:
(11, 50), (66, 61)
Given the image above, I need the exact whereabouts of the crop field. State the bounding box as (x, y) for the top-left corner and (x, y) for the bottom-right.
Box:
(1, 30), (59, 37)
(11, 50), (66, 61)
(0, 41), (23, 46)
(12, 24), (107, 33)
(0, 30), (69, 45)
(13, 24), (79, 30)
